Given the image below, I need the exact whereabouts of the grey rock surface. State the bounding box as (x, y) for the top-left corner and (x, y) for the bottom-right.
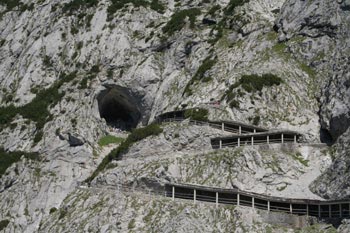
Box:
(0, 0), (349, 232)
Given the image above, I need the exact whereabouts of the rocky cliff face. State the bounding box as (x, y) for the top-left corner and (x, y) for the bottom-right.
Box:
(0, 0), (349, 232)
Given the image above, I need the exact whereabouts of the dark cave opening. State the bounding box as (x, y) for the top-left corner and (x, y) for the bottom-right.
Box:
(320, 128), (334, 145)
(97, 85), (141, 131)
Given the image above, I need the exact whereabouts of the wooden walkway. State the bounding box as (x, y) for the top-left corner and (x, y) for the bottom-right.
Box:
(155, 109), (301, 149)
(165, 183), (350, 219)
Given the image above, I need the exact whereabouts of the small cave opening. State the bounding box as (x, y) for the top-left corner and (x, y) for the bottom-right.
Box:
(320, 128), (334, 145)
(97, 85), (141, 131)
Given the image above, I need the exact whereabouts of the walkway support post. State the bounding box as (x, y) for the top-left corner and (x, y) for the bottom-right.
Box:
(307, 204), (309, 216)
(172, 186), (175, 201)
(194, 189), (196, 204)
(290, 203), (293, 214)
(252, 197), (255, 209)
(268, 201), (270, 212)
(219, 140), (222, 149)
(222, 123), (224, 132)
(237, 194), (240, 206)
(267, 135), (269, 144)
(251, 136), (254, 146)
(281, 133), (284, 144)
(294, 135), (297, 143)
(318, 205), (321, 218)
(216, 192), (219, 208)
(238, 138), (240, 147)
(254, 129), (256, 133)
(239, 126), (241, 135)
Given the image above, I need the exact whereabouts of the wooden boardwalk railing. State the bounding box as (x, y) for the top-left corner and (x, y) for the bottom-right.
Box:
(80, 182), (350, 220)
(155, 114), (301, 149)
(164, 183), (350, 219)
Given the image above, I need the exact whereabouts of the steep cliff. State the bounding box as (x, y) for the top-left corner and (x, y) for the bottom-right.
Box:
(0, 0), (349, 232)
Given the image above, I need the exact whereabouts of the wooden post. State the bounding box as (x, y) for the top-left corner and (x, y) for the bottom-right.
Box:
(294, 135), (297, 143)
(267, 135), (269, 144)
(238, 138), (240, 147)
(281, 133), (284, 144)
(219, 140), (222, 149)
(254, 129), (256, 133)
(318, 205), (321, 218)
(194, 189), (196, 204)
(172, 186), (175, 201)
(222, 123), (224, 132)
(237, 194), (240, 206)
(239, 126), (241, 135)
(268, 201), (270, 212)
(216, 192), (219, 208)
(251, 136), (254, 146)
(252, 197), (255, 209)
(290, 203), (293, 214)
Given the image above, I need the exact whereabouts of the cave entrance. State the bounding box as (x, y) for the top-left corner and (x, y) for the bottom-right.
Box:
(97, 85), (141, 131)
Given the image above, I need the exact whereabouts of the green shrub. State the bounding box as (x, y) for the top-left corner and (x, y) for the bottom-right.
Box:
(107, 0), (165, 21)
(238, 74), (283, 92)
(224, 0), (247, 15)
(183, 56), (217, 95)
(150, 0), (165, 13)
(248, 116), (260, 125)
(98, 135), (124, 147)
(207, 5), (220, 16)
(0, 148), (39, 178)
(162, 8), (201, 36)
(0, 219), (10, 231)
(58, 209), (67, 220)
(184, 108), (209, 121)
(0, 72), (77, 142)
(0, 0), (21, 11)
(62, 0), (98, 15)
(86, 124), (163, 183)
(49, 207), (57, 214)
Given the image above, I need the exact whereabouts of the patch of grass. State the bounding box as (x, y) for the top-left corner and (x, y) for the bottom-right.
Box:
(98, 135), (124, 147)
(85, 124), (163, 183)
(300, 63), (316, 78)
(292, 152), (309, 167)
(128, 218), (135, 229)
(272, 42), (288, 55)
(184, 108), (209, 122)
(0, 219), (10, 231)
(0, 147), (39, 178)
(162, 8), (201, 36)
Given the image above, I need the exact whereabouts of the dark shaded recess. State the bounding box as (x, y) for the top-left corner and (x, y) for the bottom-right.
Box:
(329, 113), (350, 142)
(202, 18), (217, 25)
(97, 85), (141, 131)
(68, 133), (84, 147)
(273, 24), (279, 33)
(320, 128), (334, 145)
